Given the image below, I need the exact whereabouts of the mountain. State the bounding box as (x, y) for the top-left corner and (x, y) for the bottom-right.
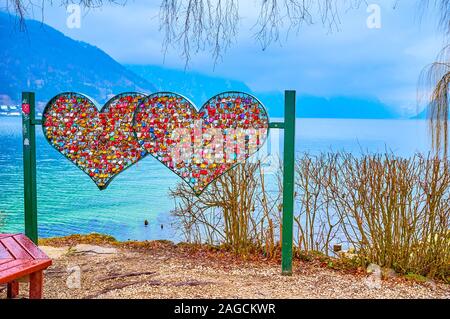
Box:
(0, 12), (155, 110)
(254, 92), (400, 119)
(128, 66), (400, 119)
(411, 107), (433, 119)
(0, 12), (401, 119)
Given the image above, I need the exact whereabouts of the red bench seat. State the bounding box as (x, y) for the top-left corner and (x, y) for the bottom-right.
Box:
(0, 234), (52, 299)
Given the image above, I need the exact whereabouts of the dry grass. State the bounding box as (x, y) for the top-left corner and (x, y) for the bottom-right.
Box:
(39, 233), (117, 247)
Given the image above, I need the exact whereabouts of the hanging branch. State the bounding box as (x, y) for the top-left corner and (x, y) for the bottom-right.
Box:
(160, 0), (367, 63)
(159, 0), (239, 66)
(420, 45), (450, 156)
(5, 0), (448, 66)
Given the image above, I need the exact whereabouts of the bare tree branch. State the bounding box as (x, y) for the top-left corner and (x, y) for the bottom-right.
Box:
(4, 0), (448, 65)
(159, 0), (239, 67)
(420, 45), (450, 156)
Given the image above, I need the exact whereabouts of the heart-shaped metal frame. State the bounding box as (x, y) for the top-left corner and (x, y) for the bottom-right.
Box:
(42, 92), (147, 190)
(132, 91), (270, 195)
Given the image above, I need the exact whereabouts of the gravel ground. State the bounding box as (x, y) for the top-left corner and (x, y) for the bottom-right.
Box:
(1, 242), (449, 299)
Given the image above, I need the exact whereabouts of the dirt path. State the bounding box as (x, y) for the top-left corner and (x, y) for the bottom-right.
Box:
(1, 240), (448, 299)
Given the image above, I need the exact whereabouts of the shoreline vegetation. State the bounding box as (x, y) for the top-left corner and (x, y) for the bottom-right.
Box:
(170, 153), (450, 283)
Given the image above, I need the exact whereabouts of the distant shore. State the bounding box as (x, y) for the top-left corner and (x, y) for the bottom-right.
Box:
(0, 113), (43, 117)
(0, 113), (21, 117)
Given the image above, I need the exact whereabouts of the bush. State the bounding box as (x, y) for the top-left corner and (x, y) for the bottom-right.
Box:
(171, 152), (450, 280)
(324, 153), (449, 279)
(170, 161), (281, 257)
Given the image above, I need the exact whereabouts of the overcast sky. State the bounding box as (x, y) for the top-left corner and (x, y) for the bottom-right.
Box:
(8, 0), (447, 116)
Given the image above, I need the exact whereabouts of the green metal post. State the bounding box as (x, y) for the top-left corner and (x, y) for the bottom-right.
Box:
(281, 90), (296, 275)
(22, 92), (38, 243)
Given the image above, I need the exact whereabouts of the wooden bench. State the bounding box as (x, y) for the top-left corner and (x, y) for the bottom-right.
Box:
(0, 234), (52, 299)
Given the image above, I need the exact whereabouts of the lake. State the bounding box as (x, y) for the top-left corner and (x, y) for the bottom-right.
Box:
(0, 117), (431, 241)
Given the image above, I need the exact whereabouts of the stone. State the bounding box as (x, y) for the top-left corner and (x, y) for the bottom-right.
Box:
(367, 263), (381, 274)
(71, 244), (118, 255)
(39, 246), (70, 259)
(365, 263), (382, 289)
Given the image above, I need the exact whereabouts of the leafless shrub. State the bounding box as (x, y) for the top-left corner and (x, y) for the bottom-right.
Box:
(293, 153), (343, 256)
(171, 152), (450, 279)
(315, 152), (450, 279)
(170, 161), (281, 256)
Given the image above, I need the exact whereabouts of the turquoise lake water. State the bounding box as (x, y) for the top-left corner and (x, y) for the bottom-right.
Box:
(0, 117), (431, 241)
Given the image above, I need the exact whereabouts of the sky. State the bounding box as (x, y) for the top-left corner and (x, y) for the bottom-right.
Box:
(3, 0), (447, 116)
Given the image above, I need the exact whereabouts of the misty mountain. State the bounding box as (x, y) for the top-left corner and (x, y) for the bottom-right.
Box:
(1, 12), (402, 119)
(256, 92), (401, 119)
(126, 65), (252, 107)
(0, 12), (155, 110)
(128, 65), (401, 119)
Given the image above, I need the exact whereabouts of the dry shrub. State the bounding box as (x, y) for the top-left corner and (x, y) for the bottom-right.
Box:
(170, 152), (450, 279)
(294, 154), (343, 256)
(170, 161), (281, 257)
(325, 153), (450, 279)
